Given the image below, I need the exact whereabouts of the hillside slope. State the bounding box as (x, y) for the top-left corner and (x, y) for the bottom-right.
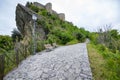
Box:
(15, 2), (87, 52)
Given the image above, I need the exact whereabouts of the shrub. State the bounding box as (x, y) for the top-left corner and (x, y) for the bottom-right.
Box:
(75, 31), (85, 42)
(46, 34), (57, 44)
(36, 41), (45, 52)
(53, 30), (73, 44)
(51, 14), (58, 20)
(66, 39), (78, 45)
(59, 32), (73, 44)
(97, 44), (106, 52)
(41, 9), (48, 16)
(29, 4), (40, 13)
(37, 19), (50, 34)
(89, 32), (99, 44)
(0, 35), (13, 51)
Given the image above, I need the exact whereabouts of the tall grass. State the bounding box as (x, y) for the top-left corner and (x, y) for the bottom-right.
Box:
(87, 43), (120, 80)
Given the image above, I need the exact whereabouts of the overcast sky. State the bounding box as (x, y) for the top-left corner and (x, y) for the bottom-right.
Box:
(0, 0), (120, 35)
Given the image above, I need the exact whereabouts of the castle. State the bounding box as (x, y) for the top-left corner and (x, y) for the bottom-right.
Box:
(26, 2), (65, 21)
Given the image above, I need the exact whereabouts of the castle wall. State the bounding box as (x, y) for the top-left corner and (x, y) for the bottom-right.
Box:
(27, 2), (65, 21)
(58, 13), (65, 21)
(33, 2), (45, 9)
(45, 3), (52, 14)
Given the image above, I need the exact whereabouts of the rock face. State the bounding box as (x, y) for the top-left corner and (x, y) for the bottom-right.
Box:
(16, 3), (46, 40)
(16, 4), (32, 37)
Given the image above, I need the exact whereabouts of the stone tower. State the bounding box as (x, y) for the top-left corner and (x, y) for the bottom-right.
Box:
(45, 3), (52, 14)
(58, 13), (65, 21)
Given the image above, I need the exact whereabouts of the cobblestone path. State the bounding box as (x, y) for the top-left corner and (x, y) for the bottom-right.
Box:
(4, 43), (92, 80)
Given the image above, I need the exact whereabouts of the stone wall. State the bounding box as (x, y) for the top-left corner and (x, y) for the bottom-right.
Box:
(33, 2), (45, 9)
(58, 13), (65, 21)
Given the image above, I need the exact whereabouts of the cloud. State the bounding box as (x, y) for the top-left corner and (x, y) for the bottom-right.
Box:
(0, 0), (120, 35)
(43, 0), (120, 31)
(0, 0), (38, 35)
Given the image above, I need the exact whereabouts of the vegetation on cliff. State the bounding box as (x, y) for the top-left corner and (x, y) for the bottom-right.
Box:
(27, 3), (87, 45)
(0, 35), (13, 54)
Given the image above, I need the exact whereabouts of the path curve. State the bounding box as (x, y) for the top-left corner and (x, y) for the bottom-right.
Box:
(4, 43), (92, 80)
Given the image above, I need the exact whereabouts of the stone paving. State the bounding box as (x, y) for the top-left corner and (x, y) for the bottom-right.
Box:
(4, 43), (92, 80)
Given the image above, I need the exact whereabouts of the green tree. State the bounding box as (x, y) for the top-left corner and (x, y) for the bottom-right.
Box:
(75, 31), (85, 42)
(110, 29), (119, 40)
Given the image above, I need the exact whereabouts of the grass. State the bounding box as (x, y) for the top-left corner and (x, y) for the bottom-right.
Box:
(87, 43), (120, 80)
(66, 39), (78, 45)
(0, 45), (31, 75)
(87, 43), (107, 80)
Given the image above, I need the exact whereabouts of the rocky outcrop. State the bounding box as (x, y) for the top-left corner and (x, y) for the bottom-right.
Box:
(16, 3), (46, 40)
(16, 4), (32, 37)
